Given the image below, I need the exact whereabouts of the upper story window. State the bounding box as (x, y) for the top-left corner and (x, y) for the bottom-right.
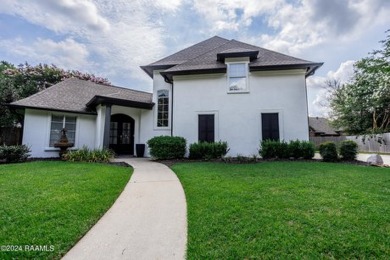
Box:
(157, 89), (169, 127)
(227, 63), (248, 93)
(49, 115), (76, 147)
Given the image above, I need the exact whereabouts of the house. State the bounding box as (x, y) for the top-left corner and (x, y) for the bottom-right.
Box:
(10, 36), (322, 158)
(309, 117), (342, 137)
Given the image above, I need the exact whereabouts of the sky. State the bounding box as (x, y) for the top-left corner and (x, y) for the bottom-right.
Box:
(0, 0), (389, 117)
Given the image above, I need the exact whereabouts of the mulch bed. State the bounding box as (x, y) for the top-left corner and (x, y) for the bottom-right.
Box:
(155, 158), (380, 168)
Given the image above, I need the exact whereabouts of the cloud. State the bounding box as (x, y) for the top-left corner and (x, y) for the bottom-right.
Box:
(0, 38), (90, 70)
(191, 0), (282, 32)
(307, 60), (356, 117)
(0, 0), (110, 33)
(0, 0), (171, 88)
(258, 0), (390, 55)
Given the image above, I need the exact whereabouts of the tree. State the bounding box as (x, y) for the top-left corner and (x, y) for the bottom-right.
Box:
(0, 62), (111, 128)
(329, 30), (390, 134)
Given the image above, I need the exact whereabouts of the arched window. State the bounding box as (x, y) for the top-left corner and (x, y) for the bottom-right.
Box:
(157, 89), (169, 127)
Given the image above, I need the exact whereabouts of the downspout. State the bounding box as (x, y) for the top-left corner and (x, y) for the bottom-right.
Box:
(162, 74), (174, 137)
(304, 71), (310, 141)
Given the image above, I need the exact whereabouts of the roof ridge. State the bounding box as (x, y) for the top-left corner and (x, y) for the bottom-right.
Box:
(149, 36), (229, 65)
(167, 39), (233, 69)
(230, 39), (311, 62)
(66, 78), (152, 95)
(12, 79), (64, 104)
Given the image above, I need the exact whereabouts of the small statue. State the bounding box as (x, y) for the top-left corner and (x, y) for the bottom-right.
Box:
(59, 128), (69, 143)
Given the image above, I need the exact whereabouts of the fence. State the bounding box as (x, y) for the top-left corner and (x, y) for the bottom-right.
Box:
(309, 136), (346, 148)
(0, 127), (22, 145)
(346, 133), (390, 153)
(310, 133), (390, 153)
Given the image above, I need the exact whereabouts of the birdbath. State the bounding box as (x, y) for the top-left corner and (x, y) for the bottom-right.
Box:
(54, 128), (74, 159)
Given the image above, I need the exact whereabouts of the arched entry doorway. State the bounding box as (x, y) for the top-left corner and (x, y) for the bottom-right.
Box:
(109, 114), (135, 155)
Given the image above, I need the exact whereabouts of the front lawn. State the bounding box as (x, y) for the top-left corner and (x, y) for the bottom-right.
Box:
(172, 161), (390, 259)
(0, 161), (131, 259)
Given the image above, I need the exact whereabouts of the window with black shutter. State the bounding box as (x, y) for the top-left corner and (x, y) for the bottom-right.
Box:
(198, 115), (215, 142)
(261, 113), (279, 141)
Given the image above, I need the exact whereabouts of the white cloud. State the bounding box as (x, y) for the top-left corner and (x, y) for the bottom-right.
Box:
(258, 0), (390, 55)
(191, 0), (282, 32)
(307, 60), (356, 117)
(0, 38), (90, 70)
(0, 0), (172, 88)
(0, 0), (110, 33)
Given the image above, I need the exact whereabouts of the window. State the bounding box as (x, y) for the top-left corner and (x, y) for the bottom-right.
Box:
(198, 115), (215, 142)
(228, 63), (248, 92)
(49, 115), (76, 147)
(261, 113), (279, 141)
(157, 89), (169, 127)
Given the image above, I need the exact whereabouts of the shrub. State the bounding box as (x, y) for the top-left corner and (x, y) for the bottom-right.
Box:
(288, 140), (303, 159)
(0, 145), (31, 163)
(147, 136), (186, 160)
(260, 140), (280, 159)
(339, 140), (358, 161)
(277, 141), (290, 159)
(63, 146), (114, 163)
(319, 142), (338, 162)
(260, 140), (315, 160)
(300, 141), (315, 159)
(189, 141), (229, 160)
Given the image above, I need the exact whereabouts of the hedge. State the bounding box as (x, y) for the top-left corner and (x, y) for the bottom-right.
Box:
(147, 136), (186, 160)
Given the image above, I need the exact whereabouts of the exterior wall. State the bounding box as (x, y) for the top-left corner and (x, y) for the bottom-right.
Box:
(171, 69), (309, 156)
(23, 109), (96, 158)
(139, 70), (172, 156)
(111, 105), (143, 155)
(95, 105), (105, 149)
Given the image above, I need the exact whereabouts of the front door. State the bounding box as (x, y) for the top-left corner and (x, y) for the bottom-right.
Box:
(109, 114), (134, 154)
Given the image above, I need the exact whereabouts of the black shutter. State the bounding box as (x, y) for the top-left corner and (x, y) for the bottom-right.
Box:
(262, 113), (279, 141)
(198, 115), (215, 142)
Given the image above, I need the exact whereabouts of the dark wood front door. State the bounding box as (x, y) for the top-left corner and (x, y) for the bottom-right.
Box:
(109, 114), (134, 154)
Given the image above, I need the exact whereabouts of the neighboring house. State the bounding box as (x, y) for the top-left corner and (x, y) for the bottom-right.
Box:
(309, 117), (342, 137)
(10, 36), (322, 158)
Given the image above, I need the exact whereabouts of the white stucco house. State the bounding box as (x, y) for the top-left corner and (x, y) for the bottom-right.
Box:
(10, 36), (322, 158)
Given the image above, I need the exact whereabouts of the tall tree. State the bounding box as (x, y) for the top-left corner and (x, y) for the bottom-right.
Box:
(330, 30), (390, 134)
(0, 62), (111, 127)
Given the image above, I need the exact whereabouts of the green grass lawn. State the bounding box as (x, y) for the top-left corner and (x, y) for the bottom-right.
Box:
(172, 161), (390, 259)
(0, 161), (131, 259)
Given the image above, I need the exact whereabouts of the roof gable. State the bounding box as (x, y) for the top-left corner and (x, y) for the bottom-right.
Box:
(140, 36), (229, 77)
(309, 117), (339, 135)
(141, 36), (323, 80)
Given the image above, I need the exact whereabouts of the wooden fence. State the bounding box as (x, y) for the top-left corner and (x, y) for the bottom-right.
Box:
(309, 136), (346, 148)
(346, 133), (390, 153)
(0, 127), (22, 145)
(310, 133), (390, 153)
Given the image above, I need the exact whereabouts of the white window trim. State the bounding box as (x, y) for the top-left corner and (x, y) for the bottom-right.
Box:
(226, 61), (250, 94)
(154, 88), (171, 130)
(44, 113), (79, 151)
(195, 110), (219, 141)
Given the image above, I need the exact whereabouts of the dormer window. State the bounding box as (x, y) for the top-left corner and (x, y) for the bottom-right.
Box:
(227, 62), (249, 93)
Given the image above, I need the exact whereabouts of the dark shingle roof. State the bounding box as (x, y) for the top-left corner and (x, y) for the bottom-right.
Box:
(141, 36), (323, 80)
(309, 117), (338, 135)
(10, 78), (153, 114)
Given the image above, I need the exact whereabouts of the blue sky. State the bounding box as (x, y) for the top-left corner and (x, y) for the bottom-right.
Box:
(0, 0), (389, 116)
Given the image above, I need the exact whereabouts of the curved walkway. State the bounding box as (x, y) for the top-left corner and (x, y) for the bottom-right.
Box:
(63, 158), (187, 260)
